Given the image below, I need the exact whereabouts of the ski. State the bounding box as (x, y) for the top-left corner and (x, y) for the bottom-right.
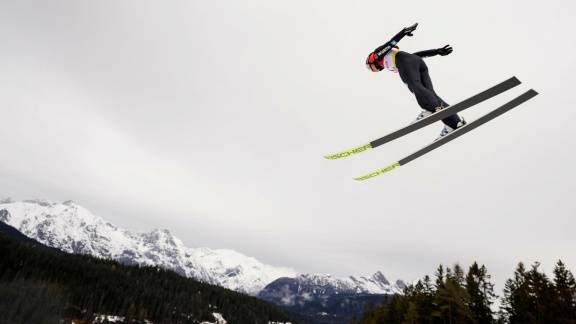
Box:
(324, 77), (521, 160)
(354, 89), (538, 181)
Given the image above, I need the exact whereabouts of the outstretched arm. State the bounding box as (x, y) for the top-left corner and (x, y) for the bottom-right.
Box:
(413, 49), (439, 58)
(373, 23), (418, 58)
(414, 45), (453, 58)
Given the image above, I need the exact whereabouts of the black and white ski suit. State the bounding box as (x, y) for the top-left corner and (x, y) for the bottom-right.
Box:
(373, 30), (461, 129)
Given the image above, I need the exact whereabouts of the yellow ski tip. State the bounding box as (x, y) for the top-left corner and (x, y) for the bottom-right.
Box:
(324, 143), (373, 160)
(354, 162), (401, 181)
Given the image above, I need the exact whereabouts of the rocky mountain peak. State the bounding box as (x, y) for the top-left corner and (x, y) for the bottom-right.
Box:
(0, 199), (297, 295)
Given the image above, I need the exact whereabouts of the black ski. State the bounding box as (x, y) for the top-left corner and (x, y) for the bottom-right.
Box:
(325, 77), (521, 160)
(354, 89), (538, 181)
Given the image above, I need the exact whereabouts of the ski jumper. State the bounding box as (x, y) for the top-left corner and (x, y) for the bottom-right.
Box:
(373, 30), (461, 129)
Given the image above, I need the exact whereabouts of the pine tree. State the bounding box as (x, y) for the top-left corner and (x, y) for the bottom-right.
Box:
(435, 265), (446, 290)
(433, 265), (475, 324)
(500, 261), (557, 323)
(552, 260), (576, 322)
(500, 262), (531, 323)
(453, 263), (466, 286)
(465, 262), (496, 324)
(403, 302), (419, 324)
(387, 294), (406, 324)
(372, 297), (388, 324)
(360, 301), (377, 323)
(414, 275), (435, 323)
(526, 261), (556, 323)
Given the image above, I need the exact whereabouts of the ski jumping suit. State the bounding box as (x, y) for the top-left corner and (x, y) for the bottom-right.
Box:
(373, 30), (461, 129)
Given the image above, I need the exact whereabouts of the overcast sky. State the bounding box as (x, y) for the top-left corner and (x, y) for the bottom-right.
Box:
(1, 0), (575, 292)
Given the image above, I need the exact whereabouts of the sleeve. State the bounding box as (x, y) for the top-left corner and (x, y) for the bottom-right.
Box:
(373, 29), (407, 59)
(413, 49), (438, 58)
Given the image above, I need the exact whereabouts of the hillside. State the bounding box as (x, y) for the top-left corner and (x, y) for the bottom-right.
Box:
(0, 233), (296, 324)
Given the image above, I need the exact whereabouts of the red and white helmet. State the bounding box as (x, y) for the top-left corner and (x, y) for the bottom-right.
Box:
(366, 52), (384, 72)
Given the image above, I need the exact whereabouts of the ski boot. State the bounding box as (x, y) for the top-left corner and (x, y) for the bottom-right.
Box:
(415, 109), (432, 121)
(435, 118), (467, 141)
(411, 107), (439, 124)
(411, 106), (443, 124)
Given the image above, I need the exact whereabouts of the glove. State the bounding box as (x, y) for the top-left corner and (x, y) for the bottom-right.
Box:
(403, 23), (418, 36)
(437, 45), (453, 56)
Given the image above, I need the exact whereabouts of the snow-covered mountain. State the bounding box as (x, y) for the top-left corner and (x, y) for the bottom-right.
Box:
(0, 198), (295, 295)
(0, 198), (407, 300)
(259, 272), (405, 304)
(258, 272), (405, 321)
(299, 272), (405, 294)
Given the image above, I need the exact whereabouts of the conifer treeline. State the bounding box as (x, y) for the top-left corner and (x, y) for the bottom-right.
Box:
(0, 235), (295, 324)
(355, 261), (576, 324)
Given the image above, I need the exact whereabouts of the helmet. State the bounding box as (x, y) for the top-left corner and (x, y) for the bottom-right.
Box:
(366, 52), (384, 72)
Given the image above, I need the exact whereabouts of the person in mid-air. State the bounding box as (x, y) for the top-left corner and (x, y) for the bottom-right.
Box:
(366, 22), (465, 139)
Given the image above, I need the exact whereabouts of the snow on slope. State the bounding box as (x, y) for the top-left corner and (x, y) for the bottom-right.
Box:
(0, 198), (295, 295)
(293, 272), (405, 294)
(0, 198), (406, 296)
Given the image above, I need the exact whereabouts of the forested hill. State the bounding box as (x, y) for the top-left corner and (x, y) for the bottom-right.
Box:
(0, 233), (296, 324)
(353, 261), (576, 323)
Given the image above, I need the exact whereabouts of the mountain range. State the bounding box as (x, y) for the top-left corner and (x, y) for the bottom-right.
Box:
(0, 198), (405, 299)
(258, 273), (406, 322)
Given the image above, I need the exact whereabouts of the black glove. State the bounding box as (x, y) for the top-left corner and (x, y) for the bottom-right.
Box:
(403, 23), (418, 36)
(437, 45), (453, 56)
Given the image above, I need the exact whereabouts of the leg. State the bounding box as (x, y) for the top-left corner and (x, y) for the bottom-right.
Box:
(396, 53), (441, 112)
(419, 62), (461, 129)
